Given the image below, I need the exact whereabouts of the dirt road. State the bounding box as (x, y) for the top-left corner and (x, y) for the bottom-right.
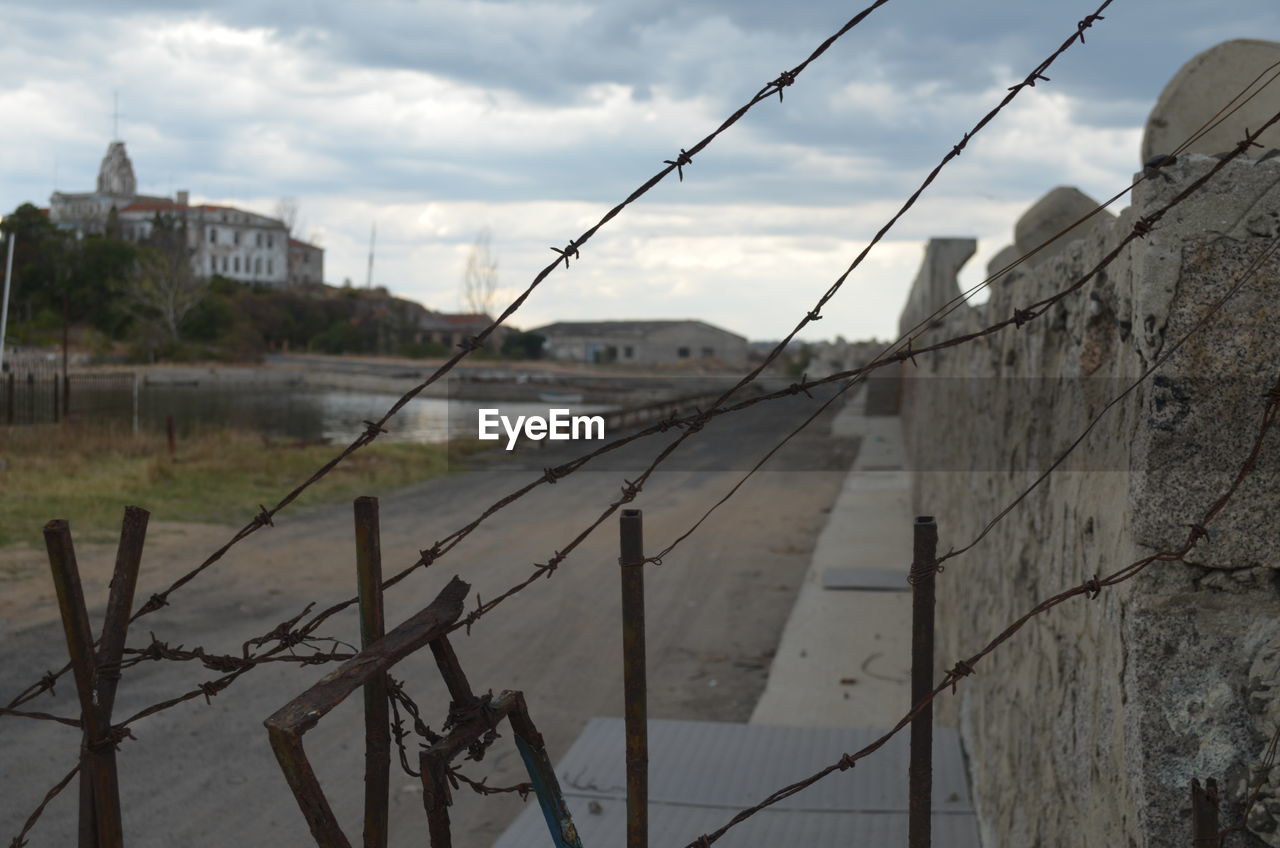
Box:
(1, 388), (857, 848)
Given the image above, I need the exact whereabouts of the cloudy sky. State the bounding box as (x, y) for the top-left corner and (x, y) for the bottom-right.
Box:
(1, 0), (1273, 341)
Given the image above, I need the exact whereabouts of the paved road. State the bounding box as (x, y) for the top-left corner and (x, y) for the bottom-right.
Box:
(1, 386), (857, 848)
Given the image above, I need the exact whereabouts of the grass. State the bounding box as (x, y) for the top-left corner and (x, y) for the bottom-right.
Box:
(0, 421), (476, 549)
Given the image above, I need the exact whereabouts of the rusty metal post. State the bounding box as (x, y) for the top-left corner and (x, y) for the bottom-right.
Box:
(908, 515), (938, 848)
(43, 520), (124, 848)
(353, 497), (389, 848)
(619, 508), (648, 848)
(1191, 777), (1220, 846)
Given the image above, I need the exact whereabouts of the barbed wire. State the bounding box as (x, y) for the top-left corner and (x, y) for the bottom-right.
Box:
(6, 102), (1272, 842)
(417, 0), (1118, 634)
(678, 376), (1279, 846)
(8, 3), (1277, 844)
(6, 7), (1258, 751)
(656, 199), (1280, 570)
(442, 109), (1280, 634)
(1, 0), (896, 719)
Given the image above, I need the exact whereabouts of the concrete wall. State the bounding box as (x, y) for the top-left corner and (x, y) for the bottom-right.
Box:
(898, 151), (1280, 847)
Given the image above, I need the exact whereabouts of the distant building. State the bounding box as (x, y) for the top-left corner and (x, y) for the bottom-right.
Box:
(288, 237), (324, 287)
(532, 320), (750, 367)
(49, 139), (322, 288)
(417, 311), (502, 350)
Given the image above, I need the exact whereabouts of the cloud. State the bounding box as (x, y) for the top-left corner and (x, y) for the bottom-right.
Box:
(0, 0), (1274, 341)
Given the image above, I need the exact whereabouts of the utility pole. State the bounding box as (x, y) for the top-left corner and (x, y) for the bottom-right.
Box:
(365, 221), (376, 289)
(0, 232), (14, 374)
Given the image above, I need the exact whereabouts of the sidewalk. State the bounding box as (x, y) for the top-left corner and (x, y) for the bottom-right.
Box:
(750, 385), (919, 729)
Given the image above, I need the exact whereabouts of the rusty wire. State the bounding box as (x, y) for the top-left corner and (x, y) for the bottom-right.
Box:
(1, 0), (901, 725)
(2, 0), (1122, 719)
(677, 377), (1280, 846)
(442, 109), (1278, 634)
(9, 21), (1262, 758)
(6, 763), (79, 848)
(659, 195), (1280, 570)
(7, 3), (1276, 843)
(5, 104), (1271, 841)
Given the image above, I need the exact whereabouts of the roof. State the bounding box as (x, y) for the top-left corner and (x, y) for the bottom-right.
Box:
(419, 311), (494, 331)
(117, 199), (287, 229)
(494, 718), (980, 847)
(532, 319), (745, 341)
(288, 237), (323, 251)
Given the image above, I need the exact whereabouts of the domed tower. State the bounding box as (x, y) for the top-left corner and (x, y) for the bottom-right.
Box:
(96, 140), (137, 199)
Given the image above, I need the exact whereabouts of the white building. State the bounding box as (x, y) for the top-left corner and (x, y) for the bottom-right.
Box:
(532, 319), (750, 367)
(49, 139), (322, 288)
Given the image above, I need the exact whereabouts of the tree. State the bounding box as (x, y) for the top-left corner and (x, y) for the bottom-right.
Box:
(274, 197), (301, 235)
(461, 227), (499, 316)
(122, 214), (207, 343)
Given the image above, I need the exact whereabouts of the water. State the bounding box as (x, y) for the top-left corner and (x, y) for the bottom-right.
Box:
(133, 385), (612, 445)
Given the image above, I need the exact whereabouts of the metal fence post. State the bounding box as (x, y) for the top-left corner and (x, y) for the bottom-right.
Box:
(354, 497), (389, 848)
(1191, 777), (1219, 846)
(909, 515), (938, 848)
(619, 508), (648, 848)
(43, 519), (125, 848)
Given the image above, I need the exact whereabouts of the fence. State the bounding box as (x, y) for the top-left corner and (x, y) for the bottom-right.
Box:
(0, 371), (138, 428)
(4, 1), (1280, 845)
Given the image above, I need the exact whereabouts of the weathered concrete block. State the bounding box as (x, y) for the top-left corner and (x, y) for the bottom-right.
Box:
(1142, 39), (1280, 165)
(896, 237), (975, 340)
(1013, 185), (1115, 265)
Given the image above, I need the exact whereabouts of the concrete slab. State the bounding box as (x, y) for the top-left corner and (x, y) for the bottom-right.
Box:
(752, 398), (917, 728)
(822, 568), (910, 591)
(494, 718), (980, 848)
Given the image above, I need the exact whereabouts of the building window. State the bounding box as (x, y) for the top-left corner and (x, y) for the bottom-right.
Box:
(267, 234), (273, 249)
(234, 256), (240, 273)
(209, 228), (216, 244)
(677, 347), (690, 358)
(623, 346), (634, 359)
(267, 259), (273, 275)
(233, 231), (240, 246)
(254, 257), (261, 274)
(255, 232), (262, 248)
(209, 256), (216, 274)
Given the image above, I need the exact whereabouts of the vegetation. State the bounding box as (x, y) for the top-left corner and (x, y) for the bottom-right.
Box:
(0, 421), (473, 549)
(1, 202), (544, 363)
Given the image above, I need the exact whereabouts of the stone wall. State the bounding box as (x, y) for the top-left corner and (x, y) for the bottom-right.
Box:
(897, 151), (1280, 845)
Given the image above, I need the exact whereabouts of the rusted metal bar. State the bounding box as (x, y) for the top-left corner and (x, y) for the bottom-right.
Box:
(43, 520), (124, 848)
(1191, 777), (1220, 846)
(422, 755), (454, 848)
(619, 508), (648, 848)
(78, 506), (149, 848)
(420, 690), (582, 848)
(508, 693), (584, 848)
(98, 506), (149, 716)
(353, 496), (389, 848)
(429, 635), (479, 712)
(264, 577), (469, 848)
(908, 515), (938, 848)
